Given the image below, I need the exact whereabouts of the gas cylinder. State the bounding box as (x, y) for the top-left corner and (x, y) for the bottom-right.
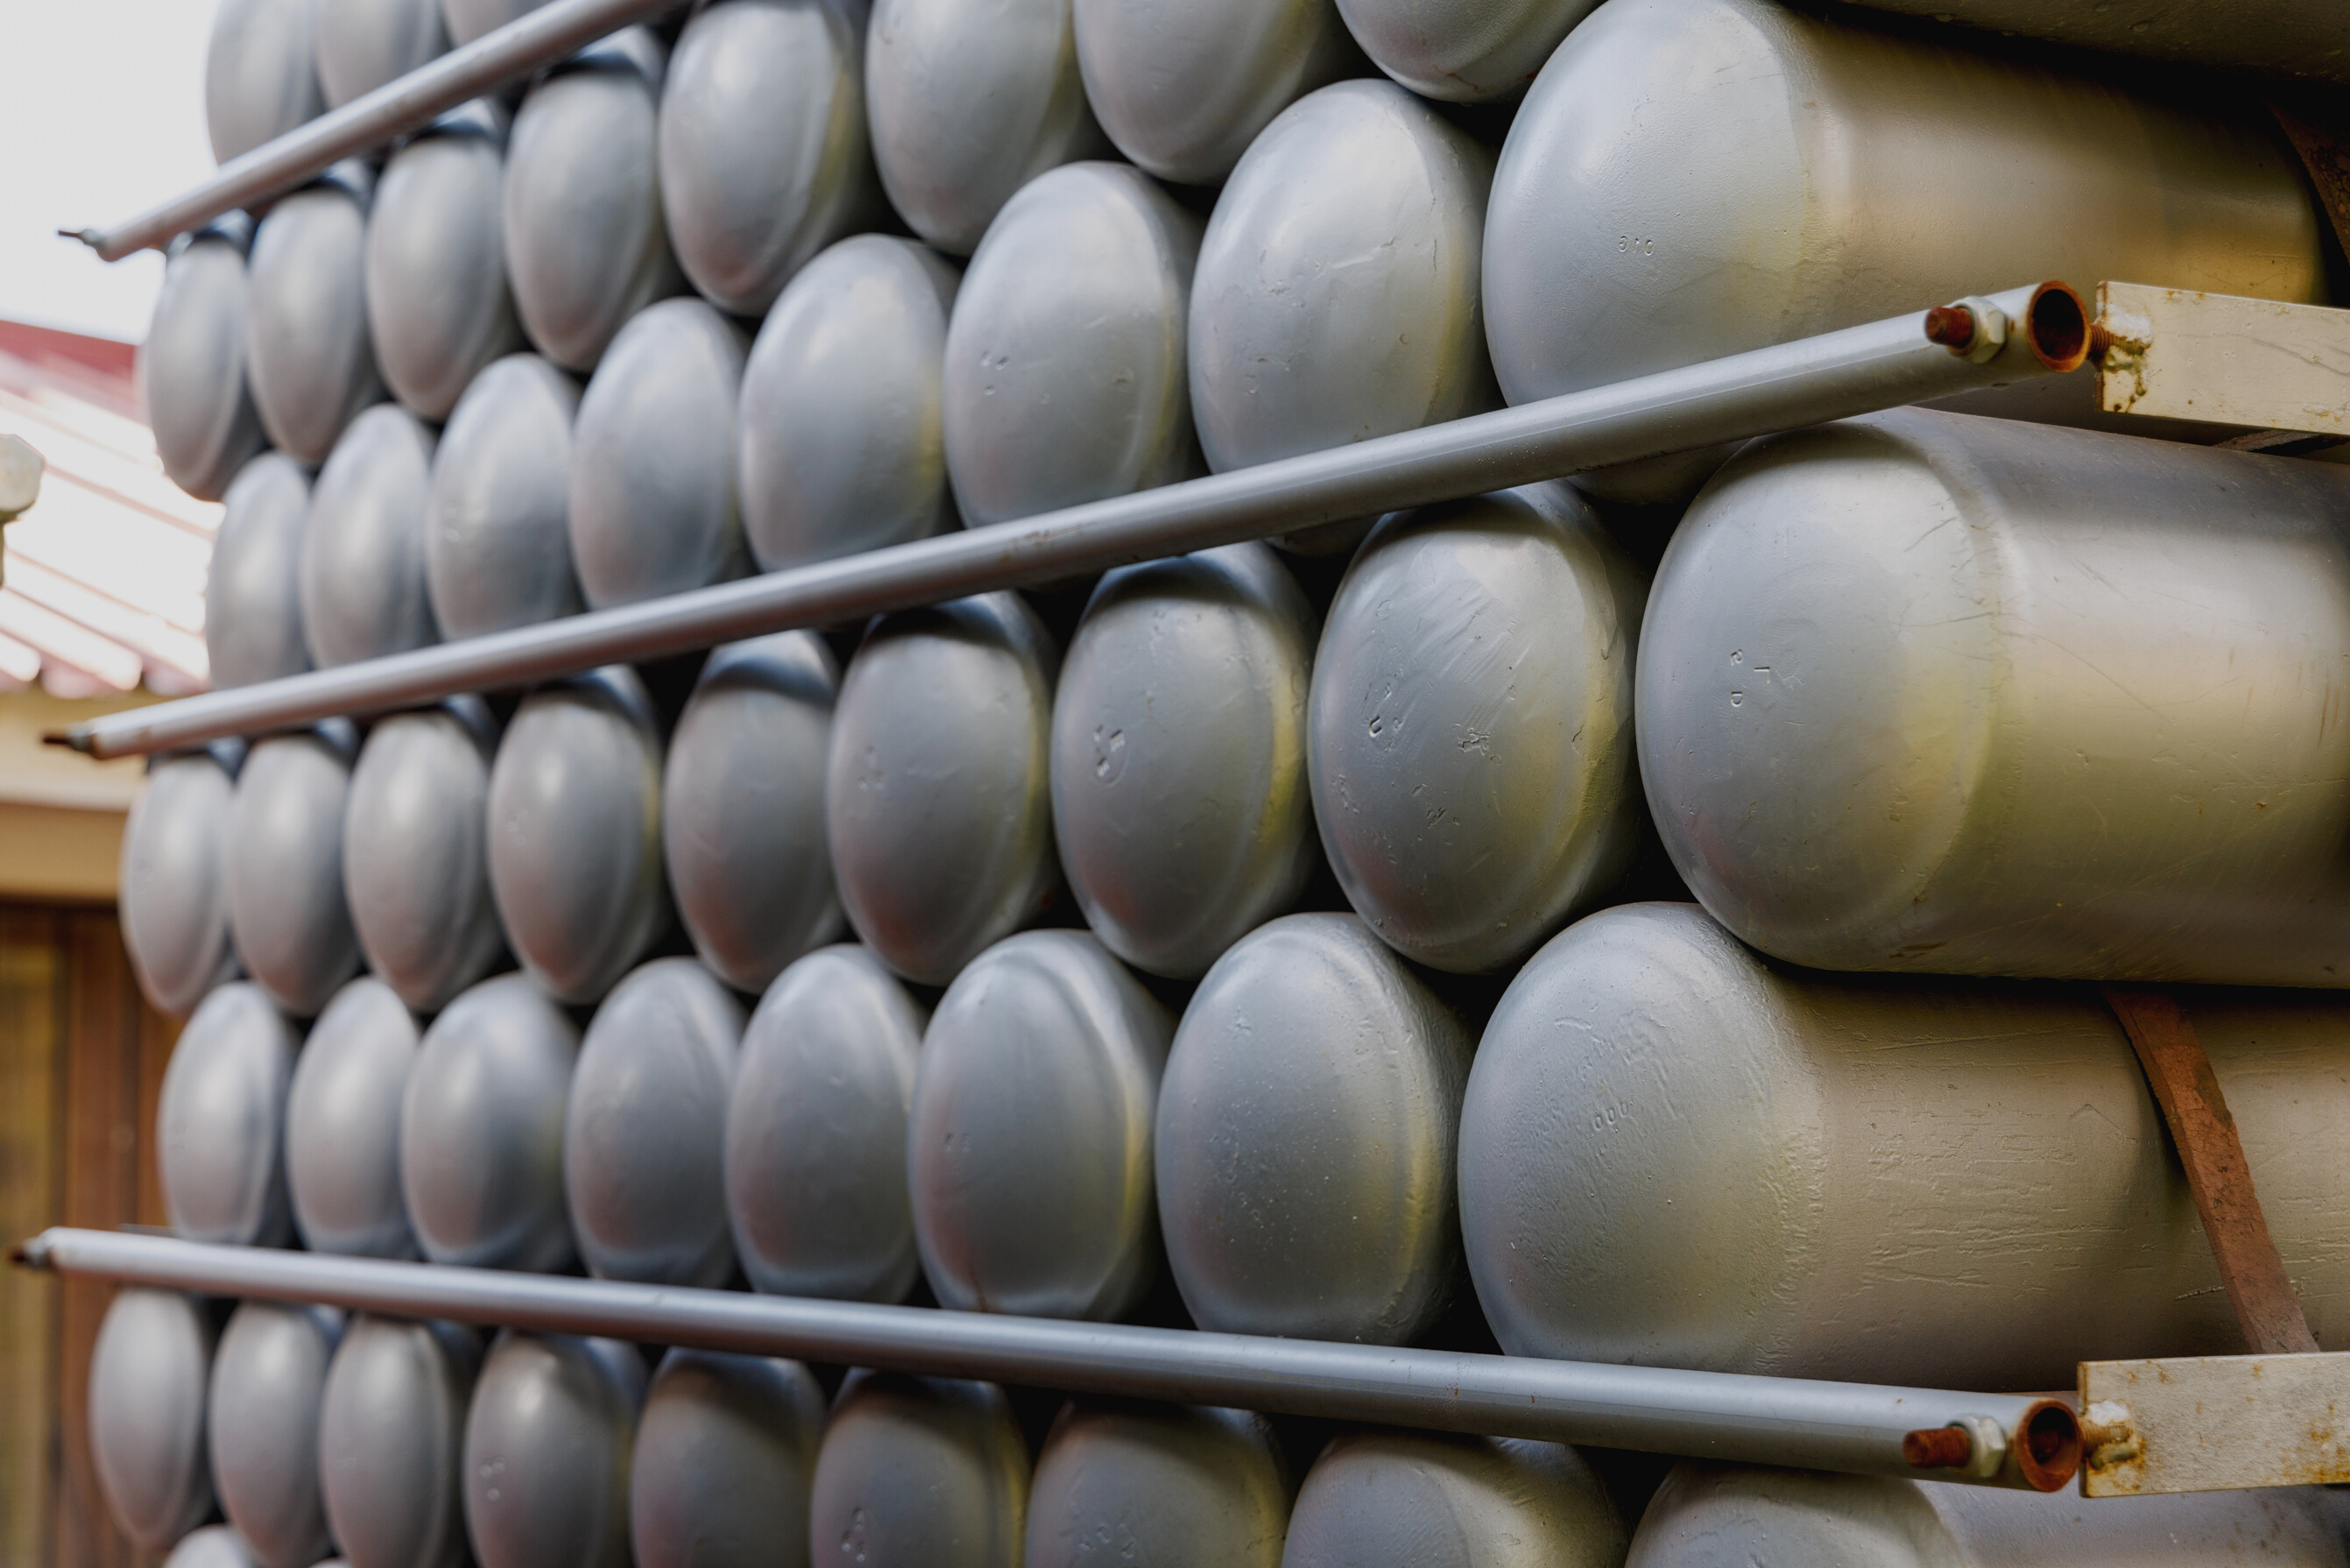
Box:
(1051, 543), (1316, 979)
(300, 404), (441, 667)
(159, 981), (299, 1247)
(1333, 0), (1599, 102)
(208, 453), (312, 689)
(942, 162), (1202, 527)
(503, 29), (681, 371)
(1457, 901), (2350, 1388)
(366, 101), (522, 420)
(315, 0), (449, 109)
(726, 943), (929, 1302)
(630, 1350), (828, 1568)
(737, 235), (961, 571)
(143, 224), (267, 502)
(1282, 1431), (1627, 1568)
(483, 667), (670, 1005)
(865, 0), (1110, 254)
(1155, 912), (1471, 1345)
(1189, 81), (1497, 478)
(166, 1529), (259, 1568)
(425, 352), (583, 639)
(286, 977), (421, 1258)
(225, 728), (360, 1016)
(462, 1332), (646, 1568)
(245, 167), (385, 466)
(121, 749), (240, 1017)
(342, 701), (506, 1013)
(209, 1302), (345, 1568)
(909, 929), (1173, 1320)
(441, 0), (549, 45)
(807, 1373), (1030, 1568)
(1026, 1402), (1290, 1568)
(663, 632), (843, 994)
(399, 972), (581, 1273)
(1309, 484), (1646, 973)
(88, 1289), (216, 1553)
(318, 1317), (480, 1568)
(826, 594), (1060, 985)
(567, 296), (749, 609)
(564, 957), (745, 1287)
(206, 0), (324, 162)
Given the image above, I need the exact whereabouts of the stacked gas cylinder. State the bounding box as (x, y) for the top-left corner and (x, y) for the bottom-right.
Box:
(106, 0), (2350, 1564)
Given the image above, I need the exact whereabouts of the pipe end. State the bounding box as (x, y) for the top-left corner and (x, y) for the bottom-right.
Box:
(44, 728), (90, 754)
(11, 1233), (51, 1270)
(2023, 283), (2091, 374)
(2015, 1399), (2084, 1492)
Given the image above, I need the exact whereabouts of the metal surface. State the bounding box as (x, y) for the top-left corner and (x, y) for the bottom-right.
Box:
(301, 405), (442, 667)
(286, 978), (423, 1259)
(2095, 281), (2350, 438)
(426, 352), (584, 639)
(910, 929), (1173, 1321)
(663, 632), (842, 994)
(738, 234), (962, 572)
(2080, 1353), (2350, 1496)
(366, 101), (522, 420)
(205, 0), (324, 163)
(1335, 0), (1600, 102)
(462, 1331), (645, 1568)
(1638, 409), (2350, 985)
(226, 731), (361, 1016)
(1310, 483), (1644, 973)
(399, 972), (582, 1272)
(1027, 1402), (1290, 1568)
(629, 1349), (827, 1568)
(343, 702), (507, 1014)
(319, 0), (452, 108)
(483, 667), (670, 1004)
(1050, 543), (1317, 979)
(1835, 1), (2350, 87)
(1155, 912), (1471, 1345)
(827, 593), (1061, 986)
(943, 162), (1203, 528)
(88, 1289), (216, 1553)
(1285, 1431), (1626, 1568)
(568, 296), (749, 609)
(120, 751), (241, 1018)
(245, 173), (385, 467)
(865, 0), (1109, 255)
(142, 226), (267, 503)
(165, 1528), (258, 1568)
(319, 1317), (481, 1568)
(208, 453), (314, 689)
(808, 1372), (1030, 1568)
(1190, 79), (1497, 478)
(725, 943), (928, 1303)
(1484, 0), (2327, 503)
(1457, 902), (2350, 1389)
(209, 1301), (344, 1568)
(64, 284), (2085, 760)
(159, 981), (299, 1247)
(564, 957), (745, 1287)
(444, 0), (554, 45)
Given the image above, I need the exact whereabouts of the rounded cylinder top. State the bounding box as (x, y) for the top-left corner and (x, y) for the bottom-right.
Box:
(427, 351), (584, 639)
(315, 0), (450, 109)
(301, 402), (443, 669)
(367, 105), (523, 420)
(121, 750), (239, 1018)
(1336, 0), (1602, 102)
(163, 1529), (258, 1568)
(630, 1349), (828, 1568)
(245, 178), (385, 466)
(318, 1315), (481, 1568)
(462, 1332), (646, 1568)
(1028, 1402), (1291, 1568)
(808, 1373), (1031, 1568)
(144, 232), (266, 502)
(206, 0), (323, 163)
(89, 1289), (216, 1553)
(286, 976), (422, 1260)
(208, 1301), (343, 1568)
(207, 453), (313, 690)
(226, 729), (360, 1017)
(1283, 1431), (1627, 1568)
(159, 980), (300, 1247)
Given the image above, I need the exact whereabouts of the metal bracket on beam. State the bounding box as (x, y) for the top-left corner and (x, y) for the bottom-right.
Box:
(2080, 1352), (2350, 1495)
(2092, 281), (2350, 447)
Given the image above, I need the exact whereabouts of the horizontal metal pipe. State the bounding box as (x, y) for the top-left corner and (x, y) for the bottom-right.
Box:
(16, 1227), (2078, 1489)
(67, 0), (681, 262)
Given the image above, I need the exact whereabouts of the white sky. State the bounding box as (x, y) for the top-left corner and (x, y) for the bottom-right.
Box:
(0, 2), (224, 345)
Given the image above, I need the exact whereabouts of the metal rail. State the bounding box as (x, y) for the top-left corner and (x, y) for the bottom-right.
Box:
(61, 281), (2090, 759)
(64, 0), (682, 261)
(16, 1226), (2084, 1491)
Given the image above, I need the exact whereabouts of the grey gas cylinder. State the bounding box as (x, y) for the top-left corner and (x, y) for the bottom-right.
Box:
(319, 1317), (480, 1568)
(159, 981), (300, 1247)
(909, 930), (1172, 1320)
(737, 235), (961, 571)
(1155, 913), (1471, 1345)
(630, 1350), (828, 1568)
(826, 594), (1059, 986)
(143, 225), (267, 502)
(343, 702), (506, 1014)
(315, 0), (449, 109)
(1190, 80), (1497, 479)
(864, 0), (1109, 255)
(121, 750), (240, 1017)
(441, 0), (549, 45)
(663, 633), (842, 994)
(366, 102), (523, 420)
(209, 1302), (346, 1568)
(400, 972), (581, 1272)
(1334, 0), (1600, 102)
(942, 162), (1202, 528)
(462, 1332), (646, 1568)
(564, 957), (745, 1287)
(1050, 543), (1316, 979)
(206, 0), (324, 162)
(1283, 1431), (1627, 1568)
(300, 404), (441, 667)
(1309, 484), (1646, 973)
(1641, 410), (2350, 986)
(425, 352), (584, 638)
(285, 978), (422, 1259)
(245, 170), (385, 466)
(1026, 1402), (1290, 1568)
(725, 944), (928, 1302)
(807, 1373), (1029, 1568)
(166, 1529), (260, 1568)
(225, 729), (360, 1016)
(208, 453), (313, 689)
(503, 29), (681, 372)
(88, 1289), (216, 1553)
(1458, 901), (2350, 1389)
(484, 667), (670, 1005)
(1482, 0), (2329, 503)
(567, 296), (748, 609)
